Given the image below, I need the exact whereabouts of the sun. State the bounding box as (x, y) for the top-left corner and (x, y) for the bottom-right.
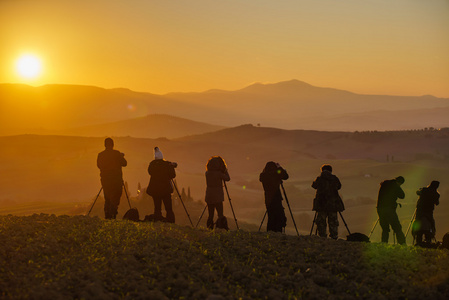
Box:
(16, 54), (43, 79)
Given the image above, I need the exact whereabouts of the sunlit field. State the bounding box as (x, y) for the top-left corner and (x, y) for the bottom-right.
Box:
(1, 214), (448, 299)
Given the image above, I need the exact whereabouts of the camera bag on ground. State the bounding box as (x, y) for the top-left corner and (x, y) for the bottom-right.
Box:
(123, 208), (140, 222)
(346, 232), (370, 242)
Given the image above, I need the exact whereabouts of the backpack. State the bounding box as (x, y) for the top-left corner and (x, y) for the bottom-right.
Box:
(215, 216), (229, 230)
(347, 232), (370, 243)
(123, 208), (140, 222)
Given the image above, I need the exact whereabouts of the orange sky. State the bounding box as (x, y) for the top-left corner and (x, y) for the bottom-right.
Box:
(1, 0), (448, 97)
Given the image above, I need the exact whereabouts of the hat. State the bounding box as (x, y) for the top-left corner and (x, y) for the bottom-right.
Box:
(395, 176), (405, 184)
(321, 164), (332, 173)
(154, 147), (163, 160)
(429, 181), (440, 189)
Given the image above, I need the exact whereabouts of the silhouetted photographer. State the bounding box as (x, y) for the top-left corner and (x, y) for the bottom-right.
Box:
(312, 164), (344, 239)
(205, 156), (230, 230)
(377, 176), (406, 245)
(146, 147), (177, 223)
(412, 181), (440, 246)
(259, 161), (289, 233)
(97, 138), (127, 219)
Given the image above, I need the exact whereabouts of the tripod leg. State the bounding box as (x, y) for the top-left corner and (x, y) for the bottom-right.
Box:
(87, 187), (103, 216)
(338, 211), (351, 235)
(258, 211), (267, 232)
(172, 180), (194, 227)
(196, 204), (208, 228)
(405, 209), (417, 238)
(281, 182), (300, 237)
(310, 211), (317, 236)
(368, 218), (379, 239)
(123, 182), (132, 209)
(224, 181), (239, 230)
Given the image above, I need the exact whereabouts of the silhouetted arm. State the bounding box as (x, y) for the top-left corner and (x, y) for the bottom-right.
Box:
(312, 177), (319, 190)
(222, 169), (230, 182)
(96, 154), (102, 170)
(335, 176), (342, 190)
(169, 164), (176, 179)
(279, 168), (289, 180)
(397, 186), (405, 199)
(120, 153), (127, 167)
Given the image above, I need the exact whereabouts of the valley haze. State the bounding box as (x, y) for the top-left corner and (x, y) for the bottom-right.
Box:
(1, 80), (449, 135)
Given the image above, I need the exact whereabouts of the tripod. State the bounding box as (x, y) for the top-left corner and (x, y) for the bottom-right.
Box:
(195, 204), (208, 228)
(369, 218), (402, 244)
(87, 187), (103, 216)
(339, 211), (351, 235)
(224, 181), (239, 230)
(280, 182), (300, 237)
(309, 211), (317, 236)
(87, 181), (132, 216)
(309, 211), (351, 236)
(368, 218), (379, 239)
(258, 211), (267, 232)
(405, 208), (417, 245)
(196, 181), (239, 229)
(172, 179), (194, 227)
(259, 183), (300, 235)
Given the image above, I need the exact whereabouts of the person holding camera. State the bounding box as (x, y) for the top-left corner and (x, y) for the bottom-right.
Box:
(376, 176), (406, 245)
(97, 138), (127, 219)
(146, 147), (177, 223)
(312, 164), (344, 239)
(259, 161), (289, 232)
(413, 180), (440, 246)
(205, 156), (230, 229)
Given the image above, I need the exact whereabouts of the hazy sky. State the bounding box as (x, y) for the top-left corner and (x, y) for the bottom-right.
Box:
(1, 0), (448, 97)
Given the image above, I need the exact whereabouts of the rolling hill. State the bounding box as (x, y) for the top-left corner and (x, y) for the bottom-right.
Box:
(64, 114), (226, 139)
(0, 84), (211, 134)
(165, 79), (449, 130)
(1, 80), (449, 135)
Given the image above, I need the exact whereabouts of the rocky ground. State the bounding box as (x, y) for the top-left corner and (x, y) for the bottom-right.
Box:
(0, 214), (448, 299)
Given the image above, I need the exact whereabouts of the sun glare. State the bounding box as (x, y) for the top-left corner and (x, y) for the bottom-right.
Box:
(16, 55), (42, 79)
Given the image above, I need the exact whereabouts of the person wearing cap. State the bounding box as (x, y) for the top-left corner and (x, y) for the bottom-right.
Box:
(376, 176), (406, 244)
(260, 161), (289, 232)
(146, 147), (177, 223)
(97, 138), (127, 219)
(412, 181), (440, 246)
(312, 164), (344, 239)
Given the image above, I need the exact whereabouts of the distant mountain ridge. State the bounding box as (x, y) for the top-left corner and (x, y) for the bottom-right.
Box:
(1, 80), (448, 134)
(66, 114), (226, 139)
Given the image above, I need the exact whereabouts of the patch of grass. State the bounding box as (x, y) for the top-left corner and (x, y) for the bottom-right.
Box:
(0, 214), (448, 299)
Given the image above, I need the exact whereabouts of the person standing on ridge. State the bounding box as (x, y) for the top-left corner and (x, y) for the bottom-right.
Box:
(146, 147), (177, 223)
(205, 156), (230, 229)
(259, 161), (289, 233)
(376, 176), (406, 245)
(312, 164), (344, 239)
(97, 138), (127, 219)
(412, 181), (440, 246)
